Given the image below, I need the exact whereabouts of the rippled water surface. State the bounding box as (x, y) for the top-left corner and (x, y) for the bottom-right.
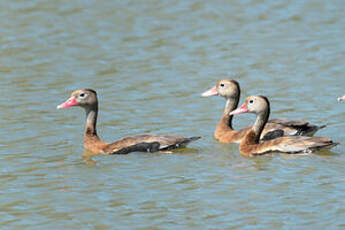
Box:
(1, 0), (345, 229)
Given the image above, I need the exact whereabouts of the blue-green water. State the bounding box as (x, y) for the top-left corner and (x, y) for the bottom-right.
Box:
(1, 0), (345, 229)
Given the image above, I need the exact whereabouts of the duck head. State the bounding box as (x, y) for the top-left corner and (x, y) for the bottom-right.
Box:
(201, 79), (240, 99)
(230, 95), (269, 116)
(57, 89), (98, 110)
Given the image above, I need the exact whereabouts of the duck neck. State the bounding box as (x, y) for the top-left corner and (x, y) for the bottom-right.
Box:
(84, 105), (99, 138)
(220, 97), (239, 129)
(252, 109), (270, 143)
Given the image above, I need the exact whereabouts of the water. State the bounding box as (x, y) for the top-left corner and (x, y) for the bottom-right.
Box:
(1, 0), (345, 229)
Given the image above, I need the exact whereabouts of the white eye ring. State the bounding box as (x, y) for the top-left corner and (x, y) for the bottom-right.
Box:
(79, 93), (88, 98)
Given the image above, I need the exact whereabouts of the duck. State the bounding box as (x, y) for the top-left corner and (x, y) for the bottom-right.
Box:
(201, 79), (325, 143)
(338, 95), (345, 101)
(57, 89), (200, 155)
(229, 95), (338, 157)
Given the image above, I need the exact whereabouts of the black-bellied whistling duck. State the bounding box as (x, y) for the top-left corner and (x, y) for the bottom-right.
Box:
(229, 95), (338, 157)
(201, 79), (325, 143)
(57, 89), (200, 155)
(338, 95), (345, 101)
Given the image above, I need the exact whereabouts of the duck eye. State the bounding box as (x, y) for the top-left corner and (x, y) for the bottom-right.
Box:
(79, 93), (86, 98)
(220, 83), (225, 87)
(249, 100), (254, 104)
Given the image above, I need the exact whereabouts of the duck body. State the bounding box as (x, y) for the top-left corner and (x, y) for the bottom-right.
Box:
(240, 130), (336, 157)
(202, 79), (325, 144)
(58, 89), (200, 155)
(101, 134), (200, 155)
(230, 96), (338, 157)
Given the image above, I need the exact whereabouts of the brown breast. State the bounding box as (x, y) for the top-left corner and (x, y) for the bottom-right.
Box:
(84, 135), (109, 154)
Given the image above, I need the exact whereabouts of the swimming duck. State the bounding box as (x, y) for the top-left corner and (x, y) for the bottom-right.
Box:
(230, 95), (338, 157)
(201, 79), (325, 143)
(57, 89), (200, 155)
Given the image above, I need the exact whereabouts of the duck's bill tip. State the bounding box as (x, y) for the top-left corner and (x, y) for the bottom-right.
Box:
(57, 97), (77, 109)
(201, 86), (218, 97)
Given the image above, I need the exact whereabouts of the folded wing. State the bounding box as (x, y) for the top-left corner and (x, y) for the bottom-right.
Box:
(102, 134), (201, 155)
(252, 136), (338, 155)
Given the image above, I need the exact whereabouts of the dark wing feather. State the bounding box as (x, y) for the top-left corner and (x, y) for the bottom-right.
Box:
(109, 142), (161, 154)
(102, 134), (200, 155)
(261, 129), (284, 141)
(267, 118), (326, 136)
